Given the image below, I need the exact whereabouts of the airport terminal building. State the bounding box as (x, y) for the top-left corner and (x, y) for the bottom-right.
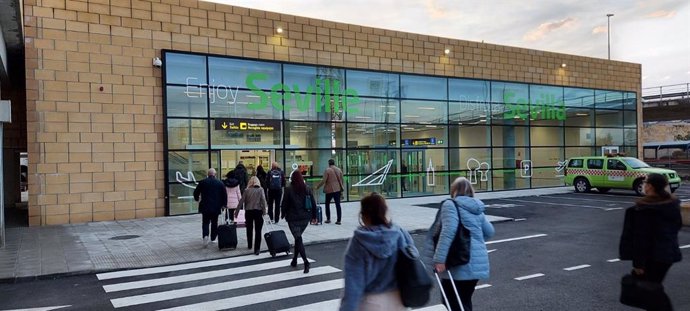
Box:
(18, 1), (641, 225)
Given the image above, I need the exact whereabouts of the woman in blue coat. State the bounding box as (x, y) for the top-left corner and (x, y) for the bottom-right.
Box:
(423, 177), (495, 311)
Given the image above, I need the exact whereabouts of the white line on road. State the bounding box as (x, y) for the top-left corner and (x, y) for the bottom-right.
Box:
(475, 284), (492, 289)
(514, 273), (545, 281)
(97, 252), (274, 280)
(111, 266), (340, 308)
(411, 305), (449, 311)
(604, 207), (623, 211)
(487, 249), (497, 253)
(103, 258), (315, 293)
(486, 234), (547, 245)
(680, 244), (690, 249)
(563, 264), (590, 271)
(278, 299), (340, 311)
(3, 306), (72, 311)
(156, 279), (344, 311)
(514, 218), (527, 222)
(607, 258), (621, 262)
(497, 198), (608, 210)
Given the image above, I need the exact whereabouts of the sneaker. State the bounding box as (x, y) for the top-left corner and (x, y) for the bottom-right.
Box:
(203, 236), (209, 247)
(325, 220), (331, 224)
(335, 221), (342, 225)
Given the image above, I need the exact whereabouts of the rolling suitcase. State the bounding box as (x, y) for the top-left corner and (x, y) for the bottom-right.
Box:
(263, 215), (291, 257)
(434, 270), (465, 311)
(218, 210), (238, 250)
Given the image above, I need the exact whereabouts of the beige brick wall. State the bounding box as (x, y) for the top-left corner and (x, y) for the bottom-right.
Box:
(25, 0), (642, 225)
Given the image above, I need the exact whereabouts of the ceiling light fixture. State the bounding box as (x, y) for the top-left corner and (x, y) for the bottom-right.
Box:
(444, 49), (450, 54)
(561, 63), (567, 68)
(276, 27), (284, 33)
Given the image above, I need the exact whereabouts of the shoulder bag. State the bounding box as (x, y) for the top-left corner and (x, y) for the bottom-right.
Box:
(395, 229), (433, 307)
(433, 199), (471, 267)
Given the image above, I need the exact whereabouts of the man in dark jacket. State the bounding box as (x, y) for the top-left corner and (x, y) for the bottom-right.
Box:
(266, 162), (286, 224)
(194, 168), (228, 247)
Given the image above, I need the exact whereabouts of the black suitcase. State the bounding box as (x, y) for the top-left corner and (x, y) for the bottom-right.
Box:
(263, 215), (291, 257)
(218, 211), (238, 250)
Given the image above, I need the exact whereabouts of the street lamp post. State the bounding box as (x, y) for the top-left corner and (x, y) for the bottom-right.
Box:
(607, 13), (614, 60)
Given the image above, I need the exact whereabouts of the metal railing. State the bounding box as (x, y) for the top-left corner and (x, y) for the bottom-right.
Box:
(642, 83), (690, 102)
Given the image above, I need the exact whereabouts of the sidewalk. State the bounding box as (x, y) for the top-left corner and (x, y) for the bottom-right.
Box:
(0, 187), (571, 282)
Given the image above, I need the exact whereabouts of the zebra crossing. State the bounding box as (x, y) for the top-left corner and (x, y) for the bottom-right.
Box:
(95, 252), (453, 311)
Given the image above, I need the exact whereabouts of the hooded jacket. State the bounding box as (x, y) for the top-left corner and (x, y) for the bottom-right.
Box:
(223, 177), (241, 210)
(619, 195), (682, 268)
(422, 196), (495, 280)
(339, 223), (415, 311)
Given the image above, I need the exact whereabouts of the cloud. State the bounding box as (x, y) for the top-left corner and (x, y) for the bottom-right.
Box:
(523, 17), (576, 41)
(646, 10), (677, 18)
(592, 25), (607, 34)
(424, 0), (450, 19)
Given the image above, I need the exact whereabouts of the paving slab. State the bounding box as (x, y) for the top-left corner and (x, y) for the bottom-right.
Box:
(0, 187), (571, 282)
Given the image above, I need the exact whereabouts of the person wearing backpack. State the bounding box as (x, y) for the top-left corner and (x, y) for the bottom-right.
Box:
(422, 177), (495, 311)
(281, 170), (317, 273)
(266, 162), (286, 224)
(339, 192), (415, 311)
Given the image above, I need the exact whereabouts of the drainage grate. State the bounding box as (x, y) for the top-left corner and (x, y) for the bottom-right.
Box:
(110, 235), (141, 240)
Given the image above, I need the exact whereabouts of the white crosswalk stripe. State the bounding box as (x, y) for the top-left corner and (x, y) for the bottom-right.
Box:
(97, 255), (482, 311)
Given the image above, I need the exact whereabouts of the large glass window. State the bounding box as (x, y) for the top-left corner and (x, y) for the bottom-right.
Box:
(401, 74), (447, 100)
(347, 70), (399, 98)
(401, 100), (448, 124)
(164, 51), (637, 213)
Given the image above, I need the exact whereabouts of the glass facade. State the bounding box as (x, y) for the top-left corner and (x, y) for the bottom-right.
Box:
(163, 51), (638, 215)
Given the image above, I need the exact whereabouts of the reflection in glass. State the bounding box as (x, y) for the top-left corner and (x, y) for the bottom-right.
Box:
(491, 82), (528, 103)
(401, 100), (447, 124)
(565, 147), (596, 158)
(347, 123), (398, 148)
(169, 183), (198, 215)
(209, 90), (282, 119)
(623, 92), (637, 110)
(167, 119), (208, 150)
(595, 109), (624, 127)
(624, 129), (637, 146)
(624, 111), (637, 128)
(346, 98), (399, 123)
(208, 57), (281, 89)
(285, 122), (345, 149)
(492, 169), (530, 190)
(346, 70), (399, 98)
(167, 151), (209, 183)
(565, 108), (593, 127)
(449, 79), (490, 102)
(166, 86), (208, 118)
(400, 75), (447, 100)
(530, 147), (564, 167)
(596, 128), (624, 146)
(449, 101), (490, 124)
(165, 53), (206, 85)
(595, 90), (623, 109)
(564, 87), (594, 108)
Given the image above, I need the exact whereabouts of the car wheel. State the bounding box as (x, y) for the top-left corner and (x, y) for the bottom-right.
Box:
(574, 177), (591, 193)
(633, 179), (645, 196)
(597, 187), (611, 193)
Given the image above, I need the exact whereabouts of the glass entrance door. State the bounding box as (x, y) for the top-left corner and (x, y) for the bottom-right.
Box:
(221, 149), (274, 177)
(402, 149), (427, 195)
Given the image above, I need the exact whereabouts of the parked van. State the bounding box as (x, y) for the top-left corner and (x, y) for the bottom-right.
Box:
(564, 156), (681, 195)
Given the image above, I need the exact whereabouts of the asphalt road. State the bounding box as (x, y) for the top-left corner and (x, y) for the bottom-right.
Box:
(2, 186), (690, 311)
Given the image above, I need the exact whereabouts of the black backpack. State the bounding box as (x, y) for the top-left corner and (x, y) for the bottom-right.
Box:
(269, 170), (282, 190)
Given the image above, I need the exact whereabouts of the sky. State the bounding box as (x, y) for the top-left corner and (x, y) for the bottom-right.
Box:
(207, 0), (690, 90)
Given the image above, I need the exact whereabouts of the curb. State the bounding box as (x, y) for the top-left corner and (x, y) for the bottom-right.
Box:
(0, 217), (514, 284)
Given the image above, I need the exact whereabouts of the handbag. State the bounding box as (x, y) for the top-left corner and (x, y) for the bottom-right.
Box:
(395, 232), (433, 307)
(620, 273), (668, 309)
(433, 199), (471, 267)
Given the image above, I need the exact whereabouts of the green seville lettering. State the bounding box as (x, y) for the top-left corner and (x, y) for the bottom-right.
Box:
(270, 83), (290, 111)
(246, 73), (268, 110)
(345, 89), (360, 113)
